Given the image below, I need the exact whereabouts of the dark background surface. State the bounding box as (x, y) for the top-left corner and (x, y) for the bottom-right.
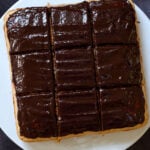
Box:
(0, 0), (150, 150)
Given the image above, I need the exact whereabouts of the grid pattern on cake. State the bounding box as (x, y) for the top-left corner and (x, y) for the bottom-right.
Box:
(6, 0), (145, 139)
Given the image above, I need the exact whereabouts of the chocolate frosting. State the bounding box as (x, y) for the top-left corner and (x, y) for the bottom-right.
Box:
(55, 47), (96, 90)
(90, 0), (137, 45)
(17, 92), (57, 138)
(50, 2), (92, 49)
(7, 7), (50, 53)
(56, 89), (100, 136)
(95, 45), (142, 87)
(6, 1), (145, 138)
(11, 52), (54, 94)
(100, 86), (145, 130)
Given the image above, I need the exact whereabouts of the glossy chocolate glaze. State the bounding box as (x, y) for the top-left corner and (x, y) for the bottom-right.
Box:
(50, 2), (92, 49)
(95, 45), (142, 87)
(6, 1), (146, 139)
(100, 86), (145, 130)
(90, 0), (137, 45)
(7, 7), (50, 53)
(56, 89), (100, 136)
(54, 47), (96, 90)
(11, 52), (54, 94)
(17, 92), (57, 138)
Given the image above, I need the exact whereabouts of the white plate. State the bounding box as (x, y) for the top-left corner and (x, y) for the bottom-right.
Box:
(0, 0), (150, 150)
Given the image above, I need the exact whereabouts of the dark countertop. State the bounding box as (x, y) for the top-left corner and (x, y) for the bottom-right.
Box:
(0, 0), (150, 150)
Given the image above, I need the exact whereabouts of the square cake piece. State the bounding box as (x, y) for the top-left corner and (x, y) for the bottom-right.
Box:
(11, 51), (54, 94)
(6, 7), (50, 53)
(17, 92), (57, 138)
(95, 45), (142, 87)
(100, 86), (145, 130)
(90, 0), (137, 45)
(50, 2), (92, 49)
(56, 89), (100, 136)
(54, 47), (96, 91)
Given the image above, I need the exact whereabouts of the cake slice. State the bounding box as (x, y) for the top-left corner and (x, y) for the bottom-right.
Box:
(6, 7), (50, 53)
(56, 89), (100, 137)
(10, 51), (54, 94)
(100, 86), (145, 130)
(50, 2), (92, 49)
(54, 47), (96, 91)
(94, 45), (142, 87)
(89, 0), (137, 45)
(17, 92), (57, 140)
